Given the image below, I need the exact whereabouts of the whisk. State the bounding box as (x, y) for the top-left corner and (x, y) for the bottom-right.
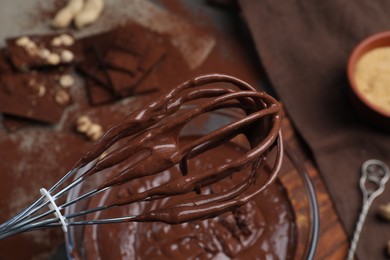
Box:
(0, 74), (282, 240)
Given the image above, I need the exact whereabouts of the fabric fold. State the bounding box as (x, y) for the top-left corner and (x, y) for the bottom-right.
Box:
(238, 0), (390, 258)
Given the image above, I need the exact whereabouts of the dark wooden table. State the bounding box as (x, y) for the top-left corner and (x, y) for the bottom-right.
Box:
(281, 113), (349, 259)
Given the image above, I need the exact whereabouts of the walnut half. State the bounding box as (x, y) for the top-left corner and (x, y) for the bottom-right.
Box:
(378, 203), (390, 221)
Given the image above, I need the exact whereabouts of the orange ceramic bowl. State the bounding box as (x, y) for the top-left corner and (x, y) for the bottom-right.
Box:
(347, 31), (390, 131)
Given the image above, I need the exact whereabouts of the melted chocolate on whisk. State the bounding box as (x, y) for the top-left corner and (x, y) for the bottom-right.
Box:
(63, 74), (294, 259)
(69, 74), (282, 224)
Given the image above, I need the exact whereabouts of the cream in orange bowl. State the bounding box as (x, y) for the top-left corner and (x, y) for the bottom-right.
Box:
(348, 31), (390, 130)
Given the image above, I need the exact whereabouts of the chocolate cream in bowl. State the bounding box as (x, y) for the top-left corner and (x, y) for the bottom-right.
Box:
(79, 137), (296, 259)
(64, 74), (295, 259)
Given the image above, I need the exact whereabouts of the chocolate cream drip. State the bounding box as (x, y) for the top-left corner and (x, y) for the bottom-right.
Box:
(69, 73), (282, 224)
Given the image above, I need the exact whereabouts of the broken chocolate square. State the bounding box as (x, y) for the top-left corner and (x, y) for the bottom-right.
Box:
(78, 31), (115, 87)
(0, 49), (13, 73)
(2, 115), (31, 132)
(78, 51), (110, 87)
(77, 23), (167, 105)
(80, 31), (114, 57)
(85, 78), (117, 106)
(84, 73), (158, 106)
(6, 33), (81, 71)
(104, 49), (139, 74)
(106, 69), (141, 95)
(0, 68), (73, 123)
(112, 24), (151, 55)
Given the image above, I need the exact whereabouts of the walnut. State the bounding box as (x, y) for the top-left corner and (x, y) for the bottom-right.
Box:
(36, 84), (46, 97)
(15, 36), (31, 47)
(51, 37), (62, 47)
(75, 115), (92, 133)
(47, 53), (61, 65)
(38, 48), (51, 59)
(28, 78), (36, 87)
(55, 89), (70, 105)
(75, 116), (104, 141)
(378, 203), (390, 221)
(25, 41), (38, 56)
(59, 74), (75, 88)
(60, 34), (74, 46)
(60, 50), (74, 62)
(86, 123), (103, 141)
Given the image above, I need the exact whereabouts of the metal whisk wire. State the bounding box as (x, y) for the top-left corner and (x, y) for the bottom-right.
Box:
(0, 74), (282, 240)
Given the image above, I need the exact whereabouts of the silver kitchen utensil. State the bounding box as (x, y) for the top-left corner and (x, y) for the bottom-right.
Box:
(347, 159), (390, 260)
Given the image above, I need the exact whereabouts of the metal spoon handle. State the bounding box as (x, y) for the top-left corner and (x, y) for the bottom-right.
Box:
(347, 202), (370, 260)
(346, 159), (390, 260)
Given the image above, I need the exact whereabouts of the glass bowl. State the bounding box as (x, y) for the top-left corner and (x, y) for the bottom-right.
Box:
(282, 144), (319, 259)
(64, 109), (319, 259)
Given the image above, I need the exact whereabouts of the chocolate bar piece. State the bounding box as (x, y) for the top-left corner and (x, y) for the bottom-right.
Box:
(2, 115), (31, 132)
(78, 50), (109, 87)
(78, 25), (166, 100)
(85, 78), (117, 106)
(6, 33), (81, 71)
(78, 48), (132, 94)
(104, 49), (139, 74)
(78, 32), (115, 87)
(0, 49), (13, 73)
(80, 31), (113, 57)
(0, 69), (73, 123)
(106, 69), (142, 95)
(113, 24), (150, 55)
(84, 73), (158, 106)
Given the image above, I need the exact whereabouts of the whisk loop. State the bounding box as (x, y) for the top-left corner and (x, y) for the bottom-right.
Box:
(0, 74), (282, 240)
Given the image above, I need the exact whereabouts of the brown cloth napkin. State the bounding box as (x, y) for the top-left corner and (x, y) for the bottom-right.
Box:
(238, 0), (390, 259)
